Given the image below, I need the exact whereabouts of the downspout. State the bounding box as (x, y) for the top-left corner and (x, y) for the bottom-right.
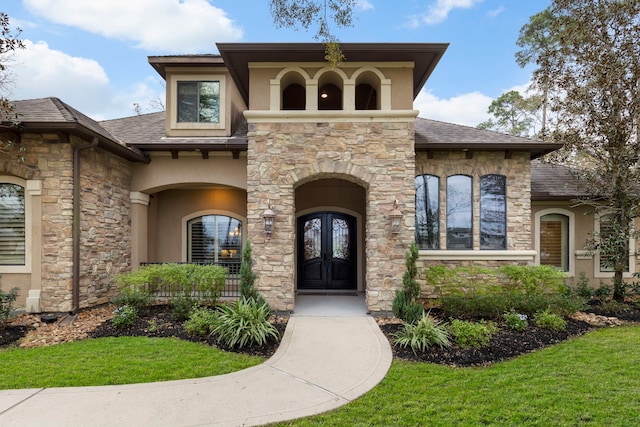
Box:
(72, 137), (99, 314)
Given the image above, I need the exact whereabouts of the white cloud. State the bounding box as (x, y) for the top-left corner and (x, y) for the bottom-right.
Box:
(23, 0), (243, 53)
(356, 0), (374, 11)
(414, 89), (492, 127)
(487, 6), (505, 18)
(420, 0), (484, 25)
(10, 40), (163, 120)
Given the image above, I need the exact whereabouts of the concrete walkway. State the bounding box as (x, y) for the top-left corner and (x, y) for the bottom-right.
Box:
(0, 295), (393, 427)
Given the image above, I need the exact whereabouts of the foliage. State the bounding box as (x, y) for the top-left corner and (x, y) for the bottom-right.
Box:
(497, 265), (565, 294)
(392, 243), (424, 324)
(477, 90), (543, 137)
(111, 287), (152, 315)
(111, 305), (138, 330)
(210, 298), (279, 349)
(171, 294), (198, 321)
(116, 263), (226, 306)
(269, 0), (356, 67)
(425, 264), (496, 297)
(447, 319), (498, 350)
(392, 312), (451, 353)
(533, 309), (567, 331)
(0, 276), (18, 328)
(183, 307), (219, 336)
(521, 1), (640, 302)
(594, 282), (613, 300)
(503, 310), (528, 331)
(568, 272), (594, 300)
(238, 240), (267, 308)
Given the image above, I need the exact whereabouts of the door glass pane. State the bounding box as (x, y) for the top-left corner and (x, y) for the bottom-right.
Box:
(480, 174), (506, 250)
(303, 218), (322, 260)
(332, 218), (350, 260)
(540, 214), (569, 271)
(415, 175), (439, 249)
(447, 175), (473, 249)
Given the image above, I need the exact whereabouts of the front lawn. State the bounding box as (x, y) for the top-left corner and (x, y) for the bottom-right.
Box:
(0, 336), (263, 389)
(277, 326), (640, 426)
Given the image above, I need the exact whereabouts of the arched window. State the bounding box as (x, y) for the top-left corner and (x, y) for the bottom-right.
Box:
(355, 83), (377, 110)
(187, 215), (242, 263)
(282, 83), (306, 110)
(318, 83), (342, 110)
(540, 213), (569, 271)
(415, 175), (439, 249)
(446, 175), (473, 249)
(480, 174), (507, 250)
(0, 182), (25, 265)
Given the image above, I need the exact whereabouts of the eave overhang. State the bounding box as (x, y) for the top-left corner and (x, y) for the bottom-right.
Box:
(415, 141), (561, 160)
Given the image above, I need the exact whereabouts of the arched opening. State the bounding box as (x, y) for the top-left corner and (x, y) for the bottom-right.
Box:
(355, 84), (377, 110)
(317, 71), (343, 110)
(280, 71), (306, 110)
(282, 84), (306, 110)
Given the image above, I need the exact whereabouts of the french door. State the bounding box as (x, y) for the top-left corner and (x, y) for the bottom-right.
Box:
(297, 212), (356, 290)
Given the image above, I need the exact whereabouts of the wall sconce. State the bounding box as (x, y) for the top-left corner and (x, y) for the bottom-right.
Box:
(262, 205), (276, 237)
(389, 200), (402, 234)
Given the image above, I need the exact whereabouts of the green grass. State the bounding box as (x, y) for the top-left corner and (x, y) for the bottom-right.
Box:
(0, 336), (263, 389)
(276, 326), (640, 426)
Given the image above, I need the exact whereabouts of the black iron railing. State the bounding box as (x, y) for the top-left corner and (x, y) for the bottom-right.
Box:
(139, 261), (241, 297)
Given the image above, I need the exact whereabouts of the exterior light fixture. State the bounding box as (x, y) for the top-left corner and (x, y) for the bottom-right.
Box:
(320, 91), (328, 99)
(262, 205), (276, 237)
(389, 200), (402, 234)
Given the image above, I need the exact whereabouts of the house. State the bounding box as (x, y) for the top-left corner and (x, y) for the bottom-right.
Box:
(0, 42), (624, 315)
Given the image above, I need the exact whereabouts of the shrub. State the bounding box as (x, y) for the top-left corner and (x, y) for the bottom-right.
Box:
(172, 294), (198, 321)
(503, 310), (528, 331)
(448, 319), (498, 350)
(498, 265), (565, 295)
(425, 264), (497, 297)
(183, 307), (219, 336)
(238, 240), (267, 307)
(570, 272), (595, 300)
(111, 288), (152, 314)
(595, 283), (613, 300)
(392, 243), (424, 324)
(392, 313), (451, 353)
(112, 305), (138, 329)
(210, 298), (279, 349)
(0, 276), (19, 328)
(533, 309), (567, 331)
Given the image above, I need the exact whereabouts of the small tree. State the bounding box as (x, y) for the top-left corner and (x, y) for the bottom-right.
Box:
(392, 243), (424, 324)
(0, 275), (19, 329)
(239, 240), (267, 306)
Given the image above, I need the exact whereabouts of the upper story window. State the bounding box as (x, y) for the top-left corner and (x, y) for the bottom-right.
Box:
(0, 182), (25, 265)
(480, 174), (506, 250)
(446, 175), (473, 250)
(177, 81), (220, 123)
(415, 174), (439, 249)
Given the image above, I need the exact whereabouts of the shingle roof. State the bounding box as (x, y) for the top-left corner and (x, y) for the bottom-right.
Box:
(7, 97), (148, 162)
(414, 117), (560, 159)
(531, 160), (588, 200)
(100, 112), (248, 152)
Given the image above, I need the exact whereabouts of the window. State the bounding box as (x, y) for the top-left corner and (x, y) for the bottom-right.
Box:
(0, 183), (25, 265)
(187, 215), (242, 263)
(540, 214), (569, 271)
(415, 174), (439, 249)
(177, 81), (220, 123)
(446, 175), (473, 249)
(480, 175), (506, 250)
(598, 215), (630, 273)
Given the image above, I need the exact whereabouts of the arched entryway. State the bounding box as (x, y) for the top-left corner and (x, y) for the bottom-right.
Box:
(295, 178), (366, 293)
(297, 211), (357, 290)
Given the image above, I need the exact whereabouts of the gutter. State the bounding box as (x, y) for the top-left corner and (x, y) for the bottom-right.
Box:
(71, 137), (99, 314)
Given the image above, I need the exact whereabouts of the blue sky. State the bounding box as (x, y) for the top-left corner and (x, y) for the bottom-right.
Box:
(4, 0), (550, 125)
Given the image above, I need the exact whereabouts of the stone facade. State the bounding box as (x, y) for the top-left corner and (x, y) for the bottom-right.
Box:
(1, 133), (132, 312)
(414, 150), (533, 296)
(246, 119), (417, 312)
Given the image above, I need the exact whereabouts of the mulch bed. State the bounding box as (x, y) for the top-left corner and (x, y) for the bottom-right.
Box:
(2, 303), (639, 367)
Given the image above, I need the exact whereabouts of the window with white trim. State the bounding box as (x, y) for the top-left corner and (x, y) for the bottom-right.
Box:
(0, 182), (25, 265)
(597, 215), (630, 273)
(187, 215), (242, 263)
(540, 213), (569, 271)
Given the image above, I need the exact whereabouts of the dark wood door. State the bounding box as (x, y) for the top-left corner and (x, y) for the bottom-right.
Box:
(298, 212), (356, 290)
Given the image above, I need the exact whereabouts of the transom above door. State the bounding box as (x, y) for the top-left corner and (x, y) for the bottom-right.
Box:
(297, 212), (356, 290)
